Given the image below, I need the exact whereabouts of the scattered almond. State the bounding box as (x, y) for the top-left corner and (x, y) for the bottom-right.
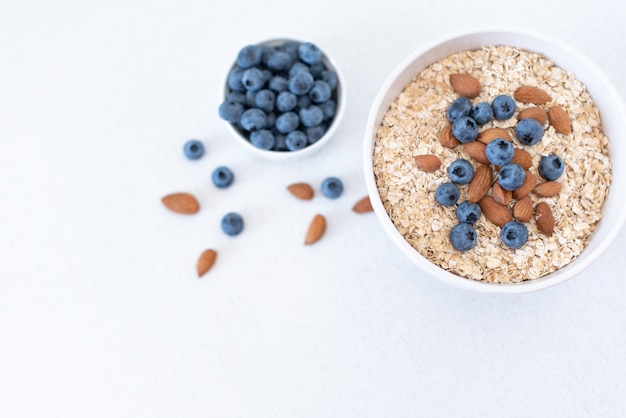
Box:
(414, 154), (442, 172)
(197, 249), (217, 277)
(512, 171), (537, 200)
(476, 127), (511, 145)
(449, 73), (482, 98)
(512, 195), (533, 222)
(463, 141), (490, 165)
(287, 182), (314, 200)
(439, 124), (460, 148)
(513, 86), (552, 104)
(478, 195), (512, 227)
(548, 106), (572, 134)
(492, 181), (512, 205)
(305, 214), (326, 245)
(533, 181), (562, 197)
(511, 148), (533, 170)
(352, 196), (373, 213)
(535, 202), (555, 236)
(467, 165), (493, 203)
(517, 106), (548, 125)
(161, 193), (200, 214)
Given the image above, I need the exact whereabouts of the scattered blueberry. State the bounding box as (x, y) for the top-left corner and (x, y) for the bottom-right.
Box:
(447, 97), (472, 122)
(497, 163), (526, 191)
(250, 129), (275, 150)
(470, 101), (494, 125)
(452, 116), (479, 143)
(218, 101), (245, 123)
(308, 80), (332, 103)
(456, 201), (481, 224)
(212, 166), (234, 188)
(485, 138), (514, 166)
(275, 111), (299, 133)
(236, 45), (262, 68)
(448, 159), (475, 184)
(183, 139), (204, 160)
(276, 91), (298, 112)
(239, 108), (267, 131)
(299, 106), (324, 128)
(285, 130), (308, 151)
(298, 42), (323, 65)
(241, 68), (265, 92)
(254, 89), (275, 113)
(515, 118), (544, 146)
(221, 212), (244, 236)
(538, 154), (565, 180)
(501, 221), (529, 249)
(449, 223), (477, 251)
(288, 71), (314, 95)
(321, 177), (344, 199)
(492, 95), (516, 120)
(435, 182), (460, 206)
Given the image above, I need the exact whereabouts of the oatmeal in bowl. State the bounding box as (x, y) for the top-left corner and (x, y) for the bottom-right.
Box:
(363, 29), (626, 293)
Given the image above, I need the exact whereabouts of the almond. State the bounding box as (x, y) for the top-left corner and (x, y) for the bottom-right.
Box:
(439, 124), (460, 148)
(548, 106), (572, 135)
(478, 196), (512, 227)
(512, 171), (537, 200)
(161, 193), (200, 214)
(463, 141), (490, 165)
(287, 182), (314, 200)
(305, 214), (326, 245)
(533, 181), (562, 197)
(535, 201), (555, 236)
(476, 127), (511, 145)
(512, 195), (533, 222)
(513, 86), (552, 104)
(414, 154), (441, 172)
(449, 73), (482, 98)
(492, 181), (512, 205)
(352, 196), (373, 214)
(467, 165), (493, 203)
(511, 148), (533, 170)
(517, 106), (548, 125)
(197, 249), (217, 277)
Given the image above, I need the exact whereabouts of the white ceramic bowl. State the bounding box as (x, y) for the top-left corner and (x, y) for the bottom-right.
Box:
(363, 28), (626, 293)
(223, 38), (346, 161)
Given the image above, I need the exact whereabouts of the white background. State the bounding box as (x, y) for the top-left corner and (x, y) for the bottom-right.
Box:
(1, 0), (626, 417)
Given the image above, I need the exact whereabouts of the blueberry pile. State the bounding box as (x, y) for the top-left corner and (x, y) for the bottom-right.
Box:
(219, 40), (339, 152)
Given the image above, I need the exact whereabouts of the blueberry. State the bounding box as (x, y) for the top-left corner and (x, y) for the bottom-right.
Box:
(239, 108), (267, 131)
(274, 133), (288, 151)
(456, 201), (481, 224)
(245, 90), (257, 107)
(452, 116), (479, 143)
(470, 101), (494, 125)
(265, 112), (276, 129)
(266, 51), (292, 71)
(497, 163), (526, 191)
(183, 139), (204, 160)
(447, 97), (472, 122)
(261, 45), (277, 65)
(241, 68), (265, 92)
(227, 67), (246, 92)
(226, 91), (246, 105)
(298, 42), (323, 65)
(320, 70), (338, 90)
(449, 223), (477, 251)
(447, 159), (474, 184)
(221, 212), (244, 236)
(275, 111), (299, 133)
(305, 124), (327, 144)
(515, 118), (544, 146)
(320, 99), (336, 120)
(308, 80), (331, 103)
(276, 91), (298, 112)
(299, 106), (324, 128)
(289, 62), (311, 77)
(250, 129), (275, 150)
(501, 221), (528, 249)
(308, 62), (325, 78)
(269, 75), (288, 92)
(492, 95), (516, 120)
(254, 89), (275, 113)
(218, 100), (245, 123)
(281, 41), (301, 62)
(485, 138), (514, 166)
(321, 177), (344, 199)
(236, 45), (262, 68)
(285, 130), (308, 151)
(212, 166), (234, 188)
(435, 182), (460, 206)
(288, 71), (314, 95)
(297, 95), (311, 110)
(538, 154), (564, 180)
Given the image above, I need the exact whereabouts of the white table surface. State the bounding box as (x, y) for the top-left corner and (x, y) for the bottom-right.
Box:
(2, 0), (626, 417)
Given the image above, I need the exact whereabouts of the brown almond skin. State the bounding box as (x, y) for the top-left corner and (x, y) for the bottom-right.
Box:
(287, 183), (314, 200)
(467, 165), (493, 203)
(439, 124), (460, 148)
(513, 195), (533, 222)
(517, 106), (548, 125)
(162, 193), (200, 214)
(492, 181), (512, 205)
(548, 106), (572, 134)
(512, 171), (537, 200)
(197, 249), (217, 277)
(478, 196), (512, 227)
(352, 196), (373, 214)
(476, 128), (511, 145)
(533, 181), (562, 197)
(511, 148), (533, 170)
(305, 214), (326, 245)
(535, 202), (555, 236)
(449, 73), (482, 98)
(513, 86), (552, 104)
(414, 154), (441, 172)
(463, 141), (490, 165)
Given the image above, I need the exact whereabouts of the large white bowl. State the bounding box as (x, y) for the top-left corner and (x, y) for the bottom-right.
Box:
(363, 28), (626, 293)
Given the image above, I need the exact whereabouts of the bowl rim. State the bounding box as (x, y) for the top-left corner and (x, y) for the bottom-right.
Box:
(363, 27), (626, 293)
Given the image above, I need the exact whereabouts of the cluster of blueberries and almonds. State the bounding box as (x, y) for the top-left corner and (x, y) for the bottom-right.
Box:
(218, 41), (339, 152)
(414, 73), (570, 252)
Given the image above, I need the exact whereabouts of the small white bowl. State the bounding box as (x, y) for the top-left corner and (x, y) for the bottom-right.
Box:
(363, 28), (626, 293)
(222, 38), (346, 161)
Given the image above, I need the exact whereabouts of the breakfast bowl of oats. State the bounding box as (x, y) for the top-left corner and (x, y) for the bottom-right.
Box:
(363, 28), (626, 293)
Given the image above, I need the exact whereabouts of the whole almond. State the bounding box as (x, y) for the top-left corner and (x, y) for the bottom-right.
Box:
(467, 165), (492, 203)
(161, 193), (200, 214)
(476, 127), (511, 145)
(533, 181), (562, 197)
(512, 171), (537, 200)
(535, 201), (555, 236)
(287, 182), (314, 200)
(492, 181), (512, 205)
(352, 196), (373, 214)
(517, 106), (548, 125)
(414, 154), (441, 172)
(305, 214), (326, 245)
(463, 141), (490, 165)
(512, 195), (533, 222)
(197, 249), (217, 277)
(548, 106), (572, 134)
(478, 196), (512, 227)
(439, 124), (460, 148)
(511, 148), (533, 170)
(449, 73), (482, 98)
(513, 86), (552, 104)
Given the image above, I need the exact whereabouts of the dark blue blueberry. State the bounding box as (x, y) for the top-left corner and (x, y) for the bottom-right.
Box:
(227, 67), (246, 92)
(262, 69), (273, 83)
(447, 97), (472, 122)
(289, 62), (310, 77)
(285, 130), (308, 151)
(320, 99), (336, 120)
(281, 41), (301, 62)
(501, 221), (528, 249)
(250, 129), (275, 150)
(267, 51), (292, 72)
(447, 159), (474, 184)
(254, 89), (275, 113)
(297, 95), (311, 110)
(239, 108), (267, 131)
(275, 112), (299, 133)
(299, 106), (324, 128)
(452, 116), (479, 143)
(485, 138), (514, 166)
(241, 68), (265, 92)
(321, 177), (344, 199)
(289, 71), (314, 95)
(497, 163), (526, 191)
(218, 101), (244, 123)
(538, 154), (564, 180)
(435, 182), (460, 206)
(470, 101), (494, 125)
(456, 201), (481, 224)
(212, 166), (234, 188)
(226, 91), (246, 105)
(245, 90), (257, 107)
(269, 75), (288, 92)
(274, 133), (288, 151)
(236, 45), (262, 68)
(449, 223), (477, 251)
(298, 42), (323, 65)
(276, 91), (298, 112)
(265, 112), (276, 129)
(308, 62), (325, 78)
(492, 95), (516, 120)
(320, 70), (338, 90)
(308, 80), (331, 103)
(515, 118), (544, 146)
(183, 139), (204, 160)
(261, 45), (277, 65)
(305, 124), (327, 144)
(221, 212), (244, 236)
